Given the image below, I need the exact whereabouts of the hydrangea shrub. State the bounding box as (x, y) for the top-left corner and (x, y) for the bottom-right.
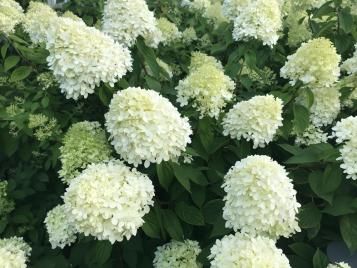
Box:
(0, 0), (356, 267)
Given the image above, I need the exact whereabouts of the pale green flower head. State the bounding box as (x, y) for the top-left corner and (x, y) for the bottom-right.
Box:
(182, 27), (198, 44)
(0, 237), (31, 268)
(281, 38), (341, 87)
(28, 114), (58, 142)
(222, 155), (301, 239)
(44, 204), (77, 249)
(232, 0), (283, 47)
(284, 9), (312, 47)
(59, 121), (112, 184)
(209, 233), (291, 268)
(62, 11), (83, 23)
(176, 64), (235, 118)
(63, 160), (155, 243)
(105, 88), (192, 167)
(295, 125), (328, 146)
(309, 87), (341, 127)
(332, 116), (357, 180)
(102, 0), (158, 47)
(23, 2), (57, 44)
(153, 240), (202, 268)
(156, 17), (182, 45)
(189, 52), (223, 72)
(0, 0), (24, 35)
(240, 65), (277, 88)
(222, 95), (283, 148)
(292, 0), (329, 10)
(37, 72), (57, 90)
(341, 44), (357, 75)
(0, 180), (15, 218)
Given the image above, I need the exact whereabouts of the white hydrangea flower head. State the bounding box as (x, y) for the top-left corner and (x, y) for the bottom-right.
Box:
(181, 27), (198, 44)
(308, 87), (341, 127)
(0, 237), (31, 268)
(153, 240), (202, 268)
(189, 52), (223, 71)
(341, 44), (357, 75)
(232, 0), (283, 47)
(0, 0), (24, 35)
(182, 0), (227, 24)
(176, 55), (235, 118)
(209, 233), (291, 268)
(295, 125), (328, 146)
(45, 17), (132, 100)
(222, 95), (283, 148)
(59, 121), (112, 184)
(284, 9), (312, 47)
(338, 139), (357, 180)
(281, 38), (341, 87)
(222, 155), (301, 239)
(102, 0), (158, 47)
(204, 1), (228, 23)
(105, 87), (192, 167)
(62, 11), (84, 23)
(63, 160), (155, 243)
(23, 2), (57, 44)
(331, 116), (357, 143)
(292, 0), (328, 10)
(327, 262), (352, 268)
(332, 116), (357, 180)
(156, 17), (182, 46)
(222, 0), (250, 21)
(44, 204), (77, 249)
(182, 0), (211, 11)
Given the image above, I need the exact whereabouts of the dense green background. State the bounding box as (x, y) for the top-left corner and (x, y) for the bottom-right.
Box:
(0, 0), (357, 267)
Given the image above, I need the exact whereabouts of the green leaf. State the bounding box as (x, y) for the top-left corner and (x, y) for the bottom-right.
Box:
(9, 66), (32, 82)
(41, 96), (50, 108)
(299, 203), (322, 229)
(312, 249), (329, 268)
(98, 87), (111, 106)
(339, 8), (353, 33)
(289, 243), (315, 261)
(172, 164), (191, 192)
(198, 117), (215, 153)
(209, 217), (230, 238)
(4, 56), (20, 72)
(293, 104), (310, 134)
(191, 184), (206, 207)
(175, 202), (204, 226)
(0, 131), (19, 156)
(91, 241), (112, 265)
(144, 76), (161, 92)
(308, 164), (342, 203)
(323, 196), (357, 216)
(279, 144), (303, 155)
(285, 144), (337, 164)
(156, 162), (174, 191)
(136, 38), (163, 79)
(203, 199), (224, 224)
(244, 50), (256, 68)
(340, 214), (357, 253)
(1, 43), (9, 59)
(162, 209), (184, 241)
(142, 210), (161, 239)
